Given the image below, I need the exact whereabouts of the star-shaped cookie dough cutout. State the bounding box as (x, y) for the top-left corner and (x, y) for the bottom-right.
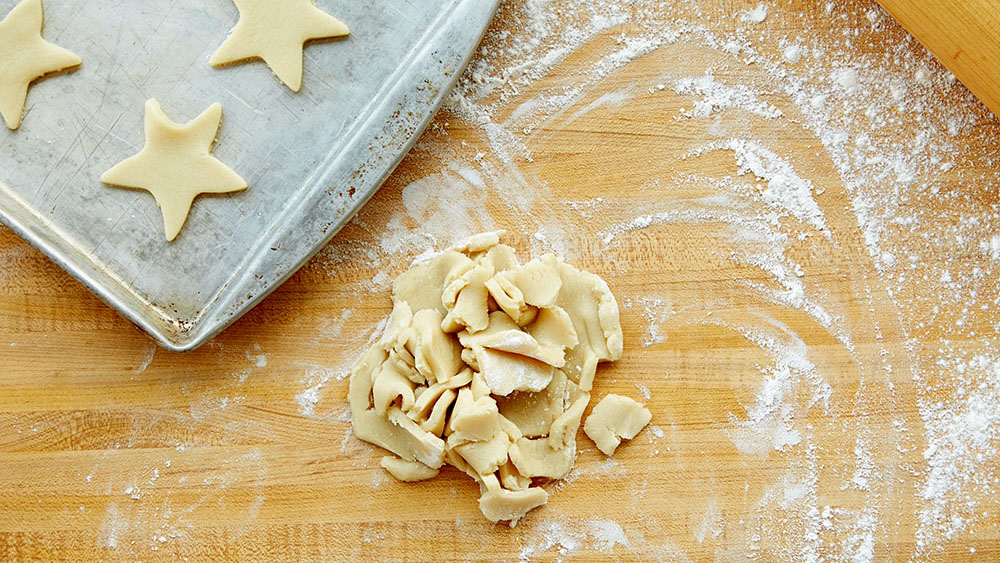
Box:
(210, 0), (349, 92)
(0, 0), (81, 130)
(102, 100), (247, 242)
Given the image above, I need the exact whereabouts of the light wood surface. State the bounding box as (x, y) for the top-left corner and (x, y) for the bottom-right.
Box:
(2, 1), (1000, 560)
(877, 0), (1000, 117)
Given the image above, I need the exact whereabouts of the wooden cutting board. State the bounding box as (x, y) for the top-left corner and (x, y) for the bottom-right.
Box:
(877, 0), (1000, 116)
(2, 1), (999, 560)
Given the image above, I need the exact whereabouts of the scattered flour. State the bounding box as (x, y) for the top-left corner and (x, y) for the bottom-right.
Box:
(981, 235), (1000, 261)
(692, 498), (724, 543)
(741, 4), (769, 24)
(674, 72), (783, 119)
(586, 519), (630, 552)
(916, 353), (1000, 551)
(782, 44), (802, 64)
(519, 517), (630, 559)
(690, 139), (829, 235)
(244, 345), (268, 369)
(294, 365), (348, 417)
(637, 297), (671, 346)
(99, 502), (129, 549)
(835, 67), (860, 95)
(132, 343), (156, 375)
(318, 308), (354, 340)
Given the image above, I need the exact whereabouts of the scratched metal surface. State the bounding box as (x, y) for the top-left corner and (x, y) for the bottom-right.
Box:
(0, 0), (498, 350)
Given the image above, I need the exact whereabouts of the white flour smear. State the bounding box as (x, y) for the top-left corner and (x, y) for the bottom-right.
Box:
(915, 352), (1000, 550)
(688, 139), (830, 236)
(633, 297), (672, 347)
(724, 314), (827, 456)
(294, 365), (348, 417)
(299, 0), (997, 559)
(674, 73), (783, 119)
(517, 516), (635, 559)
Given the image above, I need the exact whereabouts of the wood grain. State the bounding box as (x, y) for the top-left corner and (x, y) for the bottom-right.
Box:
(877, 0), (1000, 117)
(2, 0), (999, 560)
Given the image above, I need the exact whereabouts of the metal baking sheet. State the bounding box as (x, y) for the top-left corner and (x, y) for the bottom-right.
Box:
(0, 0), (499, 351)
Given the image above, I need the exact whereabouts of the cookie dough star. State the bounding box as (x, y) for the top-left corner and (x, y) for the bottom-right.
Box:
(210, 0), (349, 92)
(102, 100), (247, 242)
(0, 0), (81, 130)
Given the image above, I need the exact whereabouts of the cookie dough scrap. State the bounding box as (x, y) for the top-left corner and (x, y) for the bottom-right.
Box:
(101, 100), (247, 242)
(0, 0), (81, 130)
(584, 394), (652, 456)
(349, 232), (645, 525)
(211, 0), (349, 92)
(380, 456), (438, 482)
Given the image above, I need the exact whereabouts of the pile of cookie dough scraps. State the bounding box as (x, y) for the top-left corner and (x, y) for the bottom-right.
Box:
(349, 232), (652, 525)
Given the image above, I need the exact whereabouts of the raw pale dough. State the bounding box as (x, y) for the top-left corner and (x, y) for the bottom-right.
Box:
(584, 394), (652, 456)
(380, 455), (439, 482)
(0, 0), (81, 130)
(349, 232), (641, 525)
(211, 0), (349, 92)
(101, 100), (247, 242)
